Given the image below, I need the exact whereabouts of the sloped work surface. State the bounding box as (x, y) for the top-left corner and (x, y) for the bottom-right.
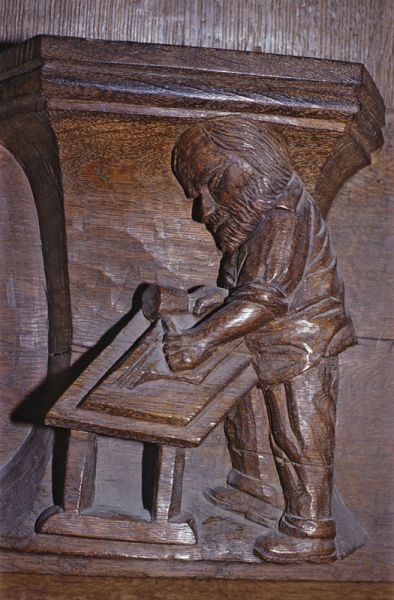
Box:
(47, 312), (257, 445)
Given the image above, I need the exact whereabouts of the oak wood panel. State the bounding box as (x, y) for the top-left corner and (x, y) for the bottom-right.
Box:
(0, 573), (393, 600)
(0, 146), (47, 464)
(0, 10), (392, 590)
(0, 146), (54, 541)
(328, 112), (394, 340)
(0, 0), (392, 109)
(25, 95), (382, 568)
(334, 339), (394, 581)
(45, 108), (388, 363)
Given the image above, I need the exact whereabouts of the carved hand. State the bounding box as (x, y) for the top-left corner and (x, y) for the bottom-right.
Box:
(192, 287), (228, 317)
(162, 316), (212, 371)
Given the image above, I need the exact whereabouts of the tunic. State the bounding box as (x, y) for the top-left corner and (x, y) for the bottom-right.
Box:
(218, 181), (357, 385)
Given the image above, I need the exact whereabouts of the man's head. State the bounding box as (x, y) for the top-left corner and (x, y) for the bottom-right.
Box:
(172, 116), (296, 253)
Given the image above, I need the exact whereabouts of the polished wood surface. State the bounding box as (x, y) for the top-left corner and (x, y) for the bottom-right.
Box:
(45, 298), (254, 445)
(2, 37), (390, 578)
(2, 2), (393, 597)
(0, 573), (393, 600)
(0, 0), (392, 110)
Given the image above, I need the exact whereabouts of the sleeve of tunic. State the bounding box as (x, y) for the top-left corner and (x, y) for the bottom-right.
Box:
(226, 196), (311, 320)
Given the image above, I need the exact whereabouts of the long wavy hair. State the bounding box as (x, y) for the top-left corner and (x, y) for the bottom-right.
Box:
(172, 116), (297, 252)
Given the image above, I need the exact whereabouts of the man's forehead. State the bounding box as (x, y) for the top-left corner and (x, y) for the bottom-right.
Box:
(177, 150), (218, 184)
(179, 136), (211, 163)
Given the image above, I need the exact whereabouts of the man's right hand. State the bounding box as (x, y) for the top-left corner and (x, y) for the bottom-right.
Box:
(162, 316), (213, 371)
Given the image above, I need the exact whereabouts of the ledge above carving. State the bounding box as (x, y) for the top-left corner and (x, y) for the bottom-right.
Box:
(0, 36), (385, 217)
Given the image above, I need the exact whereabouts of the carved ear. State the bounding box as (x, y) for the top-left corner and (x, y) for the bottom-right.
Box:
(224, 161), (252, 189)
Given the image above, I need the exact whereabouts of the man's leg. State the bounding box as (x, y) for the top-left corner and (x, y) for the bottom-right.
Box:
(205, 390), (283, 521)
(224, 391), (282, 506)
(255, 357), (338, 563)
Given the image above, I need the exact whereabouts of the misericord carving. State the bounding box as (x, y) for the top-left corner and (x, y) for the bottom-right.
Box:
(38, 116), (364, 564)
(164, 116), (358, 563)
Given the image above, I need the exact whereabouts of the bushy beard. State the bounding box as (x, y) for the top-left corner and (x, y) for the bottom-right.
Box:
(207, 181), (272, 254)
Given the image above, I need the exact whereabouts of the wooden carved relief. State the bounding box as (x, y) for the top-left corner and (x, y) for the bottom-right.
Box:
(167, 116), (358, 563)
(0, 36), (387, 578)
(38, 116), (370, 563)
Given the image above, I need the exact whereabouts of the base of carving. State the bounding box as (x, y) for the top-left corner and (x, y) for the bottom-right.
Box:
(33, 484), (364, 561)
(36, 506), (197, 546)
(205, 483), (366, 563)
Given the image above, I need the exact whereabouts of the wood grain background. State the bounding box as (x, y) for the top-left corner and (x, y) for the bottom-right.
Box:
(0, 0), (392, 597)
(0, 574), (393, 600)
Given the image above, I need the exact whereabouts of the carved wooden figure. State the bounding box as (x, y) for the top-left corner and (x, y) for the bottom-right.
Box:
(168, 116), (357, 563)
(0, 36), (385, 578)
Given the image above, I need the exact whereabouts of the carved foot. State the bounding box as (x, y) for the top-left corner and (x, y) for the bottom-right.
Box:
(226, 468), (283, 507)
(204, 485), (282, 528)
(254, 528), (336, 564)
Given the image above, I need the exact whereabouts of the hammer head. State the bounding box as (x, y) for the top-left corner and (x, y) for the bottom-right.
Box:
(142, 284), (189, 322)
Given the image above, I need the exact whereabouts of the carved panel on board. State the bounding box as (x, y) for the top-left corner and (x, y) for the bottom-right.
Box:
(0, 36), (386, 577)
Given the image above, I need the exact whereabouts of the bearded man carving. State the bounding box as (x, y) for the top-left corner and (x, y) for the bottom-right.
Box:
(163, 116), (357, 563)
